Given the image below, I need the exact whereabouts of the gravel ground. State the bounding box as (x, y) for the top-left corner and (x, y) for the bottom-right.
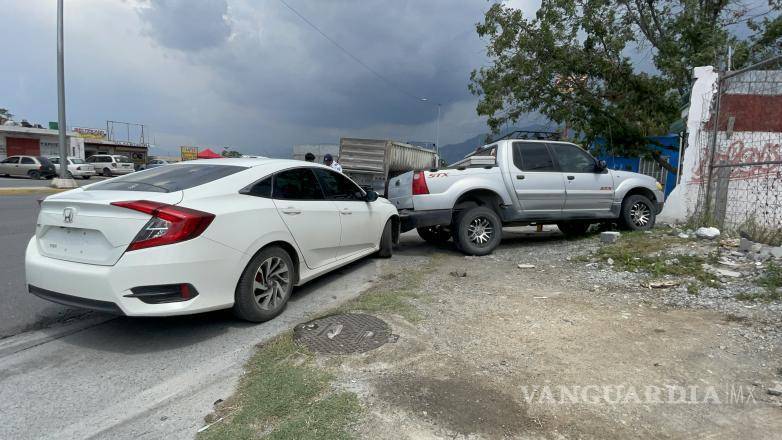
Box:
(322, 227), (782, 439)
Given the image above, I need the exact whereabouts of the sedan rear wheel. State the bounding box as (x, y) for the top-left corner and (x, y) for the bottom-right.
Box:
(234, 246), (295, 322)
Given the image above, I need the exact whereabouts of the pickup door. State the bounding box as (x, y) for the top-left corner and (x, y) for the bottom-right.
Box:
(509, 141), (565, 218)
(548, 143), (614, 215)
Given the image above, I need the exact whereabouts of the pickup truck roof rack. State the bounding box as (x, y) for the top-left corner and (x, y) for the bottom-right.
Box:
(489, 130), (561, 142)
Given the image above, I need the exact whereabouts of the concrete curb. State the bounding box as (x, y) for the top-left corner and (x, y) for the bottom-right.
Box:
(0, 187), (69, 195)
(0, 315), (114, 358)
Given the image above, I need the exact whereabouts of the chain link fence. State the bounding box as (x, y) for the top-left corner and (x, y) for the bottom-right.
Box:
(694, 55), (782, 245)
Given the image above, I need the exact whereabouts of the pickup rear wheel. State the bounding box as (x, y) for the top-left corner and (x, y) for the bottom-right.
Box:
(417, 226), (451, 245)
(454, 206), (502, 256)
(619, 194), (656, 231)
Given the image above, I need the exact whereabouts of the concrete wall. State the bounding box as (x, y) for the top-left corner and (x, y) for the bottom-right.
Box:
(659, 66), (782, 230)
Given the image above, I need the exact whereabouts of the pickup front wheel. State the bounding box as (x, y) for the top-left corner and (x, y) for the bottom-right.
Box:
(619, 194), (656, 231)
(454, 206), (502, 256)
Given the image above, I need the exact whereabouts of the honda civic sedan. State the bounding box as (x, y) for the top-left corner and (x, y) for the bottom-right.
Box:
(26, 159), (399, 322)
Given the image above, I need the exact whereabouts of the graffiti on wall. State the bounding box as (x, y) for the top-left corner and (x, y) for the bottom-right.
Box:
(691, 139), (781, 183)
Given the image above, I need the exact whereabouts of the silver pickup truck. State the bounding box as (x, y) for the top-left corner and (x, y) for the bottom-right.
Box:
(388, 139), (665, 255)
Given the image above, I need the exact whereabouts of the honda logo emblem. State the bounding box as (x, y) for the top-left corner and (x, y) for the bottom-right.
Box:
(63, 208), (74, 223)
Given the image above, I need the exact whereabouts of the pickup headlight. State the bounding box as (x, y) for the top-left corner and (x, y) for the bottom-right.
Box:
(656, 182), (663, 191)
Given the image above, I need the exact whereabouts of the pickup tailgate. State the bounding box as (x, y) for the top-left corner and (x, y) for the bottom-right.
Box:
(388, 171), (414, 210)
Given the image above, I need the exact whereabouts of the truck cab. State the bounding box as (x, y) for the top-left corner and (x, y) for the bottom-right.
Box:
(389, 139), (665, 255)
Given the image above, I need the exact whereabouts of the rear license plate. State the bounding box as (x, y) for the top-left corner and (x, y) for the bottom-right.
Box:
(42, 227), (108, 259)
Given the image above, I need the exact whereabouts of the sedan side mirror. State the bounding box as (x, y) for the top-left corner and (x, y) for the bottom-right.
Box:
(365, 190), (379, 202)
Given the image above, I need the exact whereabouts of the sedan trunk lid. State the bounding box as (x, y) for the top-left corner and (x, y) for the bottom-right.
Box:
(36, 189), (183, 266)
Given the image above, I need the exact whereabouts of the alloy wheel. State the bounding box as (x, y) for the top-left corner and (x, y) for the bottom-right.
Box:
(629, 202), (651, 227)
(466, 216), (494, 246)
(253, 256), (290, 310)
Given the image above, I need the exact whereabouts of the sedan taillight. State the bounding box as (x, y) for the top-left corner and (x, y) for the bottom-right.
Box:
(111, 200), (215, 251)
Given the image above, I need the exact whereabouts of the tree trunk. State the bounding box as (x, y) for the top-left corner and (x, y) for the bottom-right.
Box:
(650, 150), (677, 175)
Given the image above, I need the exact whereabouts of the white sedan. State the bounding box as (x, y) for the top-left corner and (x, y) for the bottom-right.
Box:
(26, 159), (399, 322)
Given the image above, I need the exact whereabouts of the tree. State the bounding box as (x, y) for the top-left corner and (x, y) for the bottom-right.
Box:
(470, 0), (781, 173)
(221, 148), (242, 158)
(0, 108), (12, 123)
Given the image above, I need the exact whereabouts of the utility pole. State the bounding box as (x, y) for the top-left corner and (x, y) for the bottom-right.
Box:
(435, 103), (441, 162)
(52, 0), (77, 188)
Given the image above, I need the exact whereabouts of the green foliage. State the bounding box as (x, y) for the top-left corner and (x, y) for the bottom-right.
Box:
(198, 334), (360, 440)
(470, 0), (781, 157)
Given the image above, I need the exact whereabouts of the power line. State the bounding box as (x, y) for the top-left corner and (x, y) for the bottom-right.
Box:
(277, 0), (424, 102)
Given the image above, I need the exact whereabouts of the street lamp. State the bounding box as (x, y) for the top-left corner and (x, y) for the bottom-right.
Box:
(52, 0), (77, 188)
(420, 98), (441, 163)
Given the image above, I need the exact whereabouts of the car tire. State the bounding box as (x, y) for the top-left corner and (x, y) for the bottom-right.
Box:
(417, 225), (451, 245)
(102, 168), (112, 177)
(557, 221), (591, 237)
(82, 176), (91, 180)
(233, 246), (295, 323)
(28, 170), (41, 180)
(376, 219), (393, 258)
(619, 194), (656, 231)
(453, 206), (502, 256)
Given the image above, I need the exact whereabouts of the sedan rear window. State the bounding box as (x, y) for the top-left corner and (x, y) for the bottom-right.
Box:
(86, 164), (246, 193)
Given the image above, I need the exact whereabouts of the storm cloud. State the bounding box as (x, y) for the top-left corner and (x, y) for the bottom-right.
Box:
(0, 0), (542, 156)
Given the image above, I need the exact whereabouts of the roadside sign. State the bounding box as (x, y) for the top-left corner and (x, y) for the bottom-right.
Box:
(180, 146), (198, 161)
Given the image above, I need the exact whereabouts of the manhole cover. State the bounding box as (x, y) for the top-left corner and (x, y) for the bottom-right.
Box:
(294, 313), (392, 354)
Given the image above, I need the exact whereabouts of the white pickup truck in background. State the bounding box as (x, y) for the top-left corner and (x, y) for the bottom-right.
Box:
(388, 138), (665, 255)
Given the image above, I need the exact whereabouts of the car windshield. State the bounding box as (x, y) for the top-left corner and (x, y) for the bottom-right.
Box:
(86, 164), (247, 193)
(114, 156), (132, 163)
(70, 158), (86, 164)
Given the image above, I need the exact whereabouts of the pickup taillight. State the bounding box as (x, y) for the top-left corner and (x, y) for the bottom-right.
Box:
(412, 171), (429, 195)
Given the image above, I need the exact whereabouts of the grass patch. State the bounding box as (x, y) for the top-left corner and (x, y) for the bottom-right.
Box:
(595, 231), (718, 287)
(736, 263), (782, 302)
(333, 254), (443, 322)
(198, 334), (360, 440)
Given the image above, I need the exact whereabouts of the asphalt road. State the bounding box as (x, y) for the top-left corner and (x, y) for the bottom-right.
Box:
(0, 195), (101, 338)
(0, 239), (420, 439)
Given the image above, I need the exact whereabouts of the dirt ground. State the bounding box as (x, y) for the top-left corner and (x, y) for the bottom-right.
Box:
(324, 228), (782, 439)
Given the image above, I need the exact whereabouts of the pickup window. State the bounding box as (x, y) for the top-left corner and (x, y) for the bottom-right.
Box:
(550, 143), (596, 173)
(512, 142), (556, 171)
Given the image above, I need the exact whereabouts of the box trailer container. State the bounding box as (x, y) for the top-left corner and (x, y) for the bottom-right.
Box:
(338, 137), (437, 195)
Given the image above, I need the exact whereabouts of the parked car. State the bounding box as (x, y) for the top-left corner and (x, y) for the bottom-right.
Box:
(0, 155), (57, 179)
(388, 139), (664, 255)
(26, 159), (398, 322)
(86, 154), (135, 177)
(49, 156), (96, 180)
(140, 159), (171, 170)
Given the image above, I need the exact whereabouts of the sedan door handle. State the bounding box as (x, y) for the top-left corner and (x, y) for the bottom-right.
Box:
(281, 207), (301, 215)
(516, 175), (525, 180)
(340, 209), (352, 215)
(567, 175), (575, 180)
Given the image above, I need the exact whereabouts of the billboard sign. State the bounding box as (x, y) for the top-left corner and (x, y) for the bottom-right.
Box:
(74, 127), (107, 139)
(180, 146), (198, 161)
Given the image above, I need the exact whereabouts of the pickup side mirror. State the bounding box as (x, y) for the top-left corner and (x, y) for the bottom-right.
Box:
(595, 160), (607, 172)
(364, 190), (379, 202)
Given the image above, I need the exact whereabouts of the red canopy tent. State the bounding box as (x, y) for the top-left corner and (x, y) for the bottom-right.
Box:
(197, 148), (222, 159)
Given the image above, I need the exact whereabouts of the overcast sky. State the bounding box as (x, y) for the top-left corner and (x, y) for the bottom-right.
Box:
(0, 0), (543, 156)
